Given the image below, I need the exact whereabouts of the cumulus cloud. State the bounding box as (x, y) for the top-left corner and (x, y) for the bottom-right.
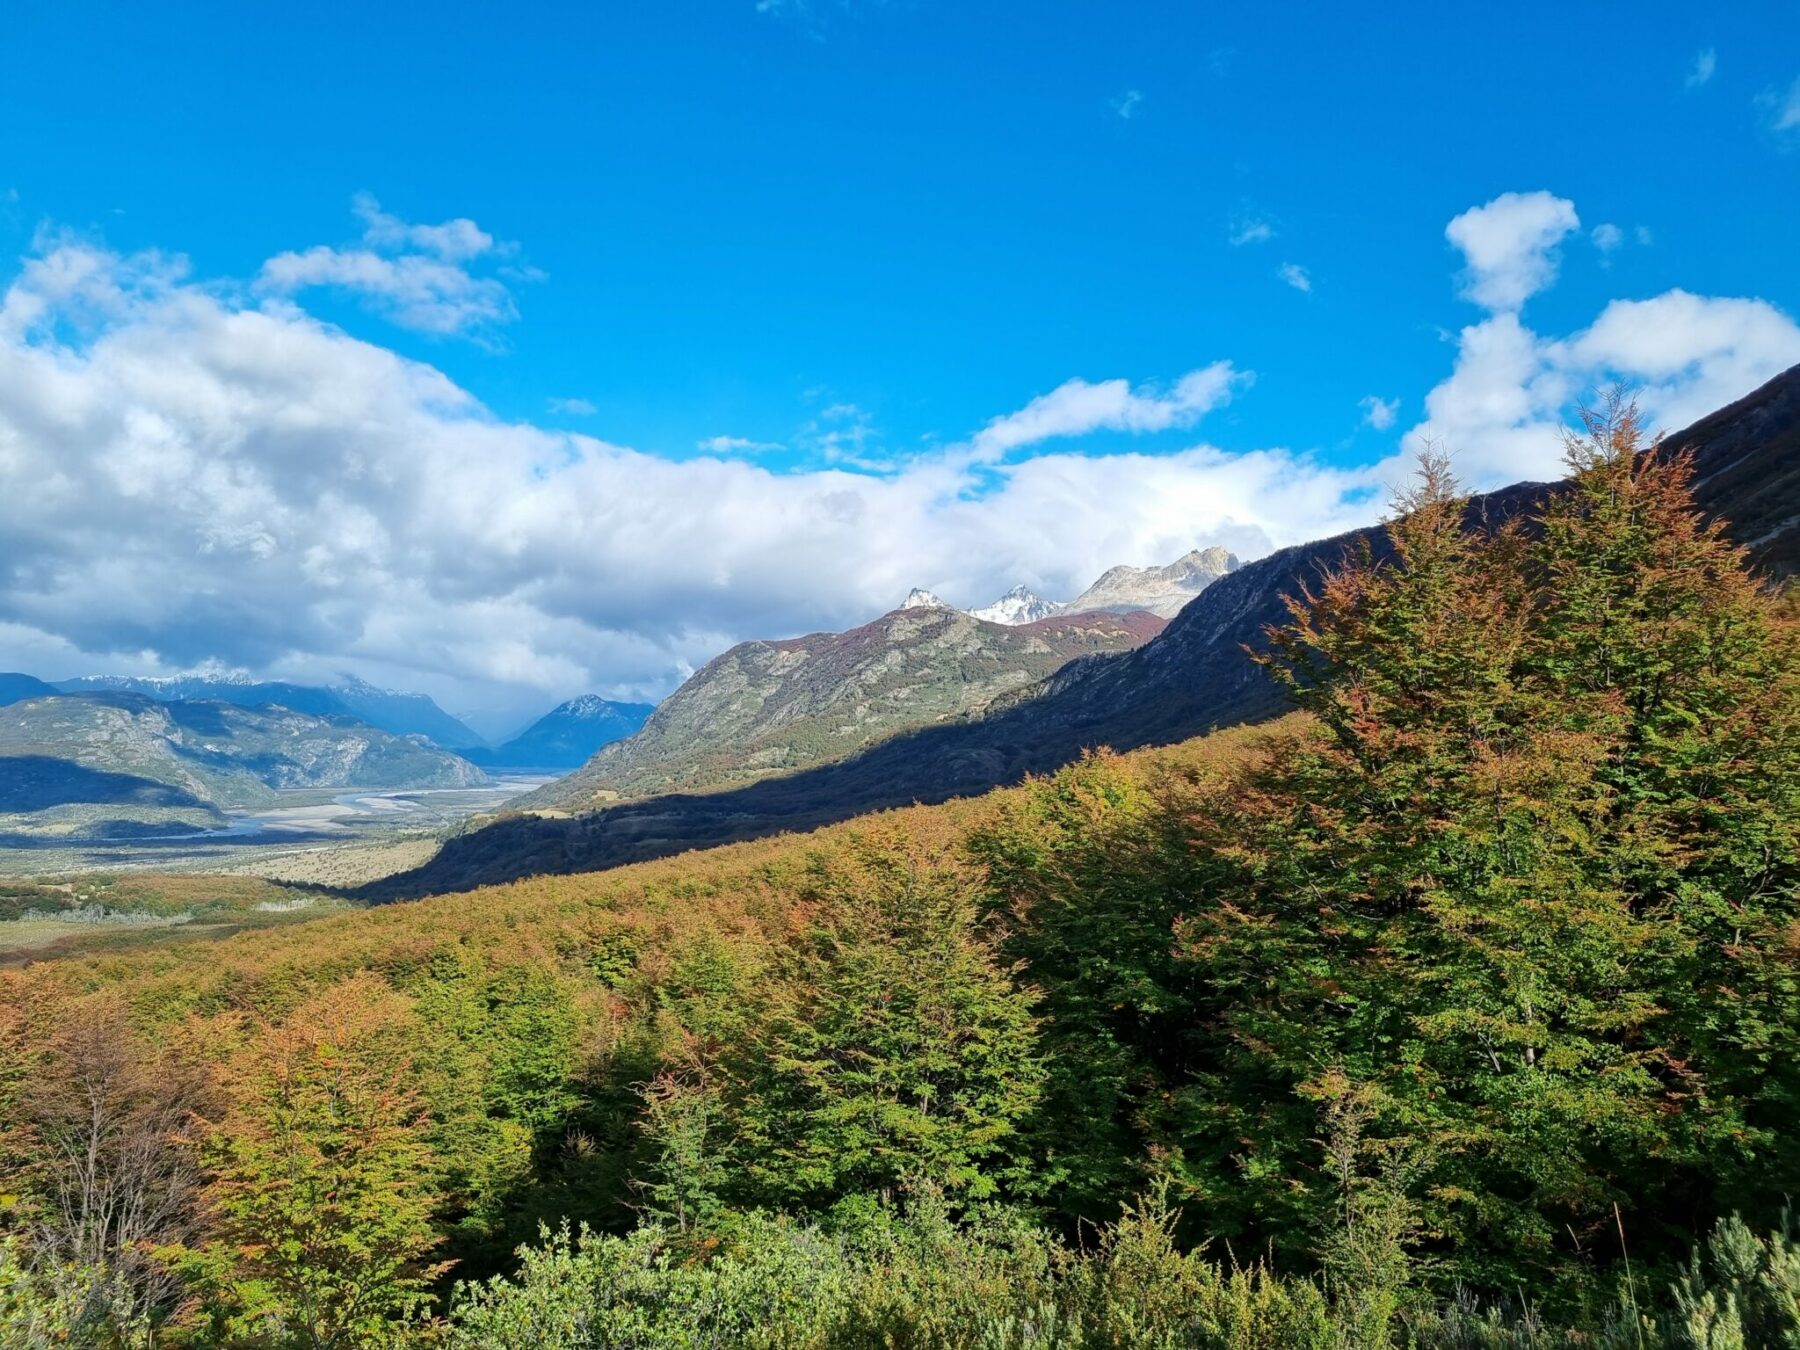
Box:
(255, 195), (529, 339)
(1111, 89), (1143, 120)
(1278, 262), (1312, 293)
(1395, 290), (1800, 487)
(1445, 190), (1580, 311)
(969, 363), (1244, 459)
(548, 396), (597, 415)
(1686, 48), (1717, 88)
(1360, 396), (1399, 430)
(0, 249), (1333, 717)
(1591, 222), (1624, 253)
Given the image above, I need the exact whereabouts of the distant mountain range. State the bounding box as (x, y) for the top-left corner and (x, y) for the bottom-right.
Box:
(52, 674), (485, 749)
(0, 673), (58, 707)
(522, 603), (1165, 810)
(1, 691), (486, 836)
(369, 363), (1800, 897)
(466, 695), (655, 770)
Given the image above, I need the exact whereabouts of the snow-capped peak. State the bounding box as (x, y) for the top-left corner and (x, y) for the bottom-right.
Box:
(969, 585), (1066, 626)
(559, 694), (625, 719)
(902, 588), (950, 610)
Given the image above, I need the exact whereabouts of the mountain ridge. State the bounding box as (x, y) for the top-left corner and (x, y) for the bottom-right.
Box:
(2, 692), (488, 837)
(51, 674), (486, 749)
(521, 603), (1166, 809)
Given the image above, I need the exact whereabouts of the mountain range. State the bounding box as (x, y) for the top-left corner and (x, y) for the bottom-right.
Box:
(1, 691), (487, 837)
(53, 673), (486, 749)
(522, 603), (1165, 809)
(367, 362), (1800, 898)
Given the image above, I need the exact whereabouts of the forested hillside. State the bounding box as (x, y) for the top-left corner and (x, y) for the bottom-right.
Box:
(1, 407), (1796, 1346)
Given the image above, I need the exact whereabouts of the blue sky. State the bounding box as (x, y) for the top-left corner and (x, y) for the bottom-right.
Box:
(2, 2), (1798, 729)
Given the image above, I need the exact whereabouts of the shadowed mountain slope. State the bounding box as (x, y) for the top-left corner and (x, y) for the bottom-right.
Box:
(367, 365), (1800, 899)
(0, 673), (58, 707)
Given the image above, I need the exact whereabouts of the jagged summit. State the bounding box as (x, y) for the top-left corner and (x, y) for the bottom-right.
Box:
(1066, 546), (1241, 619)
(902, 588), (950, 610)
(970, 585), (1065, 626)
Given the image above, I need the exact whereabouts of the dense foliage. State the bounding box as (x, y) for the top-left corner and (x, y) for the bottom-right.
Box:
(0, 408), (1795, 1346)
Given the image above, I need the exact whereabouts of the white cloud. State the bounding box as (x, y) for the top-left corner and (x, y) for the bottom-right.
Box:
(548, 396), (597, 415)
(0, 249), (1323, 718)
(1360, 396), (1399, 430)
(1229, 215), (1274, 246)
(1278, 262), (1311, 293)
(1686, 48), (1717, 88)
(699, 434), (784, 454)
(1591, 222), (1624, 253)
(1445, 190), (1580, 312)
(969, 363), (1244, 458)
(1112, 89), (1143, 120)
(255, 195), (528, 339)
(1768, 75), (1800, 133)
(1396, 291), (1800, 488)
(1635, 225), (1654, 246)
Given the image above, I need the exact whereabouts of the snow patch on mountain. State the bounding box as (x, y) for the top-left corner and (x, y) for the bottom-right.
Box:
(902, 588), (950, 610)
(969, 585), (1066, 626)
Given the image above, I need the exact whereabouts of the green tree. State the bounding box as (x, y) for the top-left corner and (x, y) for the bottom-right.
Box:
(715, 834), (1045, 1209)
(969, 749), (1204, 1226)
(164, 975), (448, 1348)
(1153, 411), (1800, 1287)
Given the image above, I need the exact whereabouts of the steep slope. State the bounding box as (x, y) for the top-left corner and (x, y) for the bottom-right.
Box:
(0, 673), (58, 708)
(370, 365), (1800, 898)
(1657, 366), (1800, 579)
(1064, 546), (1240, 618)
(526, 606), (1166, 809)
(53, 675), (485, 749)
(1, 693), (488, 817)
(467, 696), (656, 769)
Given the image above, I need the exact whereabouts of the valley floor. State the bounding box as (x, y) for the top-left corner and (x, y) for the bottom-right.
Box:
(0, 775), (552, 883)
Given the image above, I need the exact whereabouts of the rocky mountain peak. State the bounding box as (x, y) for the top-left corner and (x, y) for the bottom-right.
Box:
(902, 588), (950, 610)
(969, 585), (1066, 626)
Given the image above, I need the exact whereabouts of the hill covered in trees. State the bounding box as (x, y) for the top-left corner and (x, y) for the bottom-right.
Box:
(1, 405), (1796, 1346)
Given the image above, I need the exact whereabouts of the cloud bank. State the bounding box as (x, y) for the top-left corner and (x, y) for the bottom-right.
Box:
(1, 191), (1797, 721)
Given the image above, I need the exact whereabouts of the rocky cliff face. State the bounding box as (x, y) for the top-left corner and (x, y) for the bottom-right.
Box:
(523, 605), (1165, 808)
(1064, 546), (1240, 618)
